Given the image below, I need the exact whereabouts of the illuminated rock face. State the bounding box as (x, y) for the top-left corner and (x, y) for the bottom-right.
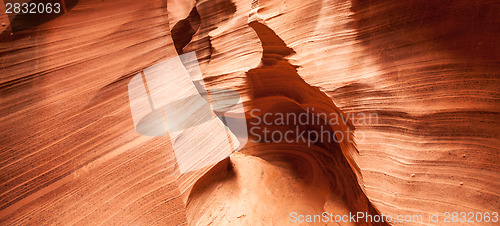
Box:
(0, 0), (498, 225)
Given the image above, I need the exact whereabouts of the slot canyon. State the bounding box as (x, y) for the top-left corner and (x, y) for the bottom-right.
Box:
(0, 0), (498, 225)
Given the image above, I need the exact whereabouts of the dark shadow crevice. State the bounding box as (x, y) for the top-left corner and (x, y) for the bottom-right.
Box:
(171, 6), (201, 54)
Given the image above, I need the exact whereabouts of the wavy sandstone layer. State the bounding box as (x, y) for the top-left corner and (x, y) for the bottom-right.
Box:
(0, 0), (498, 225)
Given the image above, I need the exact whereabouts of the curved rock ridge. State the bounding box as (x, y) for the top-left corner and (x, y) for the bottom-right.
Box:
(253, 0), (499, 223)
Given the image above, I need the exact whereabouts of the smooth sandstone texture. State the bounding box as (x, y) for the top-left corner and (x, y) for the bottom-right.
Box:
(1, 0), (499, 225)
(1, 0), (188, 225)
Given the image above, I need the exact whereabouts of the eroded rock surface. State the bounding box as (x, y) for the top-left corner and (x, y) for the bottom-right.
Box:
(0, 0), (498, 225)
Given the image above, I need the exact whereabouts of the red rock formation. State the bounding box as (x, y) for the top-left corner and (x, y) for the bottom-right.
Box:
(0, 0), (498, 225)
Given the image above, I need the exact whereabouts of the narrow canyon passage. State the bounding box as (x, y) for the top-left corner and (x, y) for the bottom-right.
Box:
(0, 0), (498, 225)
(185, 19), (385, 225)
